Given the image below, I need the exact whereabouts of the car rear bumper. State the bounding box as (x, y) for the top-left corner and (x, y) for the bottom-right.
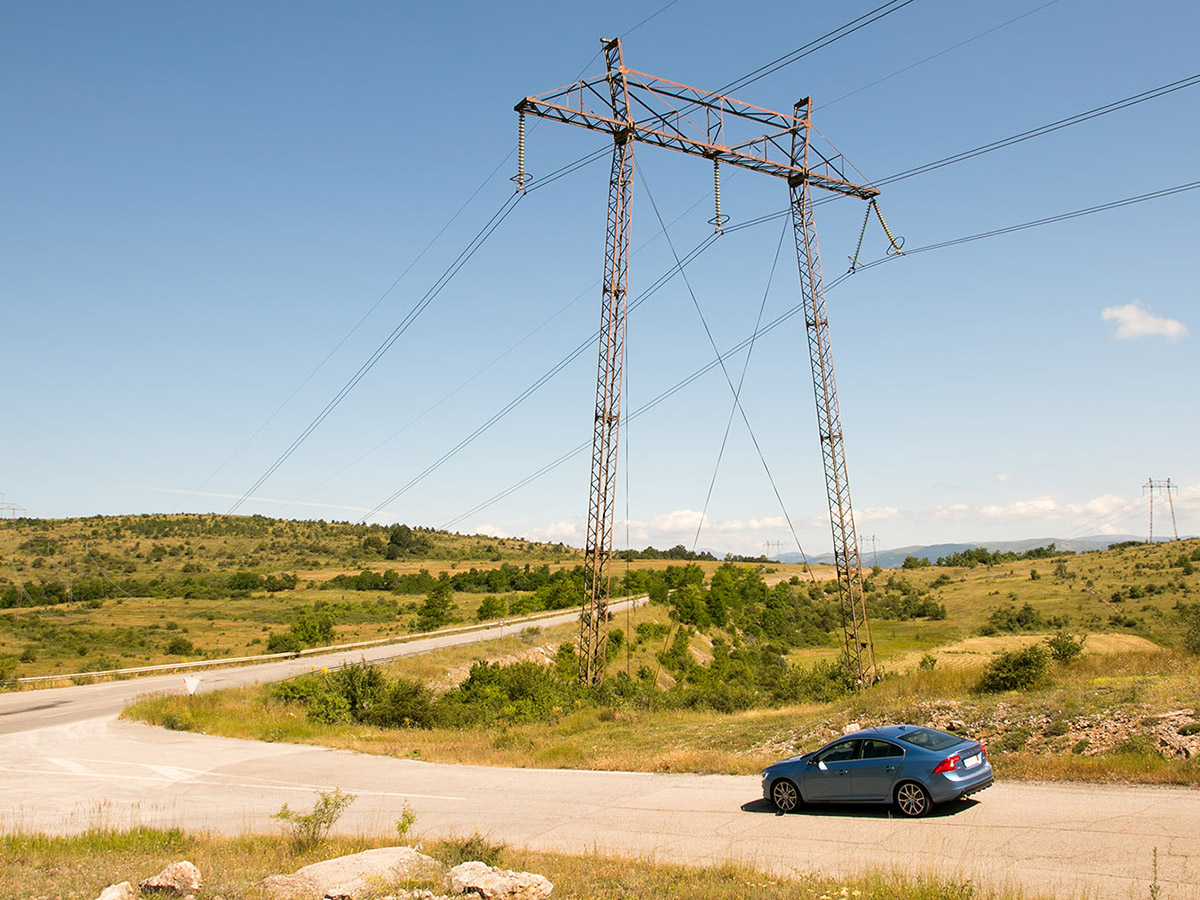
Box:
(958, 773), (993, 799)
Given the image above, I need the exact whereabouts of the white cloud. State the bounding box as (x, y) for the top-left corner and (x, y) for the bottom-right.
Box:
(928, 503), (970, 520)
(524, 520), (581, 544)
(980, 496), (1059, 519)
(1174, 484), (1200, 512)
(1101, 300), (1188, 340)
(474, 524), (511, 539)
(857, 506), (901, 523)
(996, 473), (1014, 483)
(1064, 493), (1128, 517)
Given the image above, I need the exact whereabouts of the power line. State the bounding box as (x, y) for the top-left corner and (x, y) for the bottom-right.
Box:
(440, 177), (1198, 529)
(227, 190), (525, 514)
(637, 159), (813, 570)
(691, 217), (790, 555)
(823, 0), (1062, 108)
(721, 70), (1200, 235)
(359, 230), (721, 523)
(224, 3), (923, 517)
(717, 0), (919, 96)
(212, 1), (684, 510)
(239, 35), (1199, 521)
(288, 192), (716, 511)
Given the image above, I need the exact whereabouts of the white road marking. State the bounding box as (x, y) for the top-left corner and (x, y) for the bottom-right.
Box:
(47, 757), (94, 776)
(0, 763), (463, 801)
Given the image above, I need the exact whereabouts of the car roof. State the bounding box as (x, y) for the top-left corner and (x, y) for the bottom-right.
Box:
(842, 724), (964, 742)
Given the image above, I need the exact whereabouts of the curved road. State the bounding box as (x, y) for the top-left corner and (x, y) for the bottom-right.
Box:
(1, 615), (1197, 900)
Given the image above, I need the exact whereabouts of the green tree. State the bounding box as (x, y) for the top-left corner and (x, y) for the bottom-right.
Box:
(416, 580), (457, 631)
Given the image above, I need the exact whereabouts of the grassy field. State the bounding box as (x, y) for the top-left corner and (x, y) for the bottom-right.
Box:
(0, 514), (590, 678)
(7, 515), (1200, 784)
(124, 631), (1200, 783)
(0, 826), (1059, 900)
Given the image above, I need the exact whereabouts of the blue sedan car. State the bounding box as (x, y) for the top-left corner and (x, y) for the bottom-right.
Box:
(762, 724), (993, 817)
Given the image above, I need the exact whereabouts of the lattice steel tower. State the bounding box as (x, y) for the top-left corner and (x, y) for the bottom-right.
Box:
(517, 38), (882, 685)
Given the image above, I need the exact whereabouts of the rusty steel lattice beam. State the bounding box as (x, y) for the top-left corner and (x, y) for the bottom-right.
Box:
(518, 38), (879, 685)
(789, 111), (875, 682)
(574, 38), (635, 686)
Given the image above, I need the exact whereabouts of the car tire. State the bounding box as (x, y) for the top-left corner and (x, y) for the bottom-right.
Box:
(894, 781), (932, 818)
(770, 778), (801, 813)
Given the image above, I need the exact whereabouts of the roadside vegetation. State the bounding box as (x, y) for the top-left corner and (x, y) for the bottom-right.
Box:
(0, 825), (1059, 900)
(123, 537), (1200, 785)
(0, 514), (769, 680)
(7, 514), (1199, 785)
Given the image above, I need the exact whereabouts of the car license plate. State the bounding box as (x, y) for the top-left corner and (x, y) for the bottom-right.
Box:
(963, 753), (982, 769)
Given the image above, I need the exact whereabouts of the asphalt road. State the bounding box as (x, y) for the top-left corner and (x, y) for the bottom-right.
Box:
(2, 612), (1197, 900)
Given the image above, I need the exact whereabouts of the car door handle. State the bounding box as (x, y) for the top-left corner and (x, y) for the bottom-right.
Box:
(837, 769), (849, 776)
(884, 766), (896, 772)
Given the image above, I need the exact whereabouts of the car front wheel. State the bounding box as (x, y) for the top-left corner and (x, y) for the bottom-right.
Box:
(770, 778), (800, 813)
(895, 782), (932, 817)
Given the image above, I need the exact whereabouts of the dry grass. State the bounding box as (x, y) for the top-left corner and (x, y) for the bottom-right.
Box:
(125, 631), (1200, 784)
(0, 827), (1059, 900)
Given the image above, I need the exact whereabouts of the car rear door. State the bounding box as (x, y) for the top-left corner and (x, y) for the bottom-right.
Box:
(852, 738), (905, 800)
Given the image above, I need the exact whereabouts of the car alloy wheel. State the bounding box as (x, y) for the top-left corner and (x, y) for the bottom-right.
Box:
(771, 779), (800, 813)
(895, 782), (931, 817)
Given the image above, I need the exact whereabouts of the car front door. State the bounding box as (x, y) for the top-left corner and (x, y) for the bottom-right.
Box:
(800, 740), (859, 801)
(852, 739), (905, 800)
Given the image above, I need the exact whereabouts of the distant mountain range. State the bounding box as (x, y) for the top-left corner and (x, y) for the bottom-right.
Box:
(773, 534), (1189, 569)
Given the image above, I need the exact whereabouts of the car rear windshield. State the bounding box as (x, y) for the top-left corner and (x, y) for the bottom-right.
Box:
(894, 728), (964, 752)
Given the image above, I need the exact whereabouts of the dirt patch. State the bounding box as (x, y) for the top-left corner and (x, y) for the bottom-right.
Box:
(890, 633), (1160, 672)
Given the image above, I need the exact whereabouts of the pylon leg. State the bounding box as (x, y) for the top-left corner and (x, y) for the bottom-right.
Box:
(579, 133), (634, 685)
(788, 176), (875, 685)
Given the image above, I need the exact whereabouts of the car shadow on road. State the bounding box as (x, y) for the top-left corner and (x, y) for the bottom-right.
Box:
(741, 797), (981, 819)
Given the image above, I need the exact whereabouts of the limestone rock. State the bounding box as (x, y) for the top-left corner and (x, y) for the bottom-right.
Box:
(95, 883), (137, 900)
(446, 861), (553, 900)
(139, 860), (202, 894)
(263, 846), (440, 900)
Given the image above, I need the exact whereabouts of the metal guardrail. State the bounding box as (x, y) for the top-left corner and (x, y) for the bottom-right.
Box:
(3, 599), (639, 687)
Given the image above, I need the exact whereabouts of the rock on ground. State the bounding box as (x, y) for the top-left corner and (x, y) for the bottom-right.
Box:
(95, 884), (137, 900)
(139, 860), (202, 894)
(446, 861), (553, 900)
(263, 846), (441, 900)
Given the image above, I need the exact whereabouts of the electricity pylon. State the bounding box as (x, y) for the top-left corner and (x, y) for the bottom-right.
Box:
(1144, 477), (1180, 543)
(517, 38), (882, 685)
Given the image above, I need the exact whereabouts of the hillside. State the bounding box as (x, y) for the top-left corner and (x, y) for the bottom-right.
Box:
(0, 513), (582, 679)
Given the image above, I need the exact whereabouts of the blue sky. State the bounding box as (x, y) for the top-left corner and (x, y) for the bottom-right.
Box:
(3, 0), (1197, 557)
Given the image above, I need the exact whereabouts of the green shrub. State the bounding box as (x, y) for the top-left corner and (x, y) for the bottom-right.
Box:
(363, 677), (437, 729)
(994, 727), (1031, 752)
(1044, 631), (1086, 663)
(977, 645), (1048, 693)
(433, 832), (507, 868)
(273, 789), (355, 852)
(1109, 735), (1161, 757)
(1179, 603), (1200, 655)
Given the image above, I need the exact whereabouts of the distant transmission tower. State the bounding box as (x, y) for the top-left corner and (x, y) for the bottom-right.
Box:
(516, 38), (891, 685)
(1144, 477), (1179, 543)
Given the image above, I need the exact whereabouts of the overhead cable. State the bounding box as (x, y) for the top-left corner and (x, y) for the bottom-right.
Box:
(440, 178), (1198, 528)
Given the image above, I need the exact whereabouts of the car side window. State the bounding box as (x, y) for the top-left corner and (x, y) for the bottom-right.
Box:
(815, 740), (858, 764)
(861, 739), (903, 760)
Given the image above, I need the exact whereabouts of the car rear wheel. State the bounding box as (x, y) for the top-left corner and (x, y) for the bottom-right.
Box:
(895, 782), (932, 817)
(770, 778), (800, 813)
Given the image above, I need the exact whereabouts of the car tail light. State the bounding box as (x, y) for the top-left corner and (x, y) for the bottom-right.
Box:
(933, 754), (961, 774)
